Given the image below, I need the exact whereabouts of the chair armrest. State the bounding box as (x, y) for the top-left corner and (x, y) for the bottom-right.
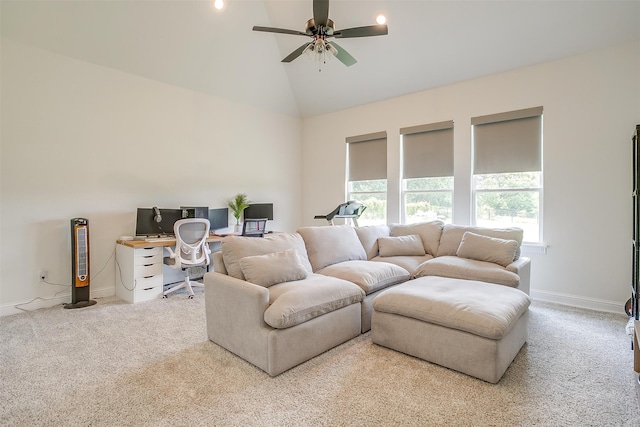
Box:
(163, 247), (179, 269)
(165, 246), (176, 258)
(506, 257), (531, 295)
(203, 272), (272, 369)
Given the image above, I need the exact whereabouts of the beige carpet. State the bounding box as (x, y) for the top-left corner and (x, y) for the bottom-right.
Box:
(1, 291), (639, 426)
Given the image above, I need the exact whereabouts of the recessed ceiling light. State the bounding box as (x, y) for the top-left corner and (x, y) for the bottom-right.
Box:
(213, 0), (224, 10)
(376, 15), (386, 25)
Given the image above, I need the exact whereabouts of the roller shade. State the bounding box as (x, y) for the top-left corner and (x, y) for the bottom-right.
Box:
(347, 131), (387, 181)
(401, 120), (454, 179)
(472, 107), (542, 175)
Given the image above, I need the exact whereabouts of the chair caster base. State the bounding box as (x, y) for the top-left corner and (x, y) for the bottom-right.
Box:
(162, 295), (168, 299)
(188, 295), (194, 299)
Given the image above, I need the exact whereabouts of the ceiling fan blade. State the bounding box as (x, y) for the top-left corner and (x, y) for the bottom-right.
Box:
(282, 43), (312, 63)
(253, 26), (308, 37)
(328, 42), (357, 67)
(313, 0), (329, 27)
(334, 25), (388, 38)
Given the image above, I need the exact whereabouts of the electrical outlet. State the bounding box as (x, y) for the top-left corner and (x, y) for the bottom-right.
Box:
(39, 270), (47, 281)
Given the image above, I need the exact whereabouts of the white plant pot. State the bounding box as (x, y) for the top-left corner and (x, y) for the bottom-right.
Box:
(234, 223), (242, 234)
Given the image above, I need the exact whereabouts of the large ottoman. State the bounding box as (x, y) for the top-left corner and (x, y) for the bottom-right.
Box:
(371, 276), (530, 383)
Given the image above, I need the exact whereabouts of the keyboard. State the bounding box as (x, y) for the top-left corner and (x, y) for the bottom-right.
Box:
(144, 237), (175, 242)
(213, 227), (239, 236)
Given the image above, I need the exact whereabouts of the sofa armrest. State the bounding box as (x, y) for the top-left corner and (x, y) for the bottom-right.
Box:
(506, 257), (531, 295)
(203, 272), (272, 371)
(212, 251), (227, 274)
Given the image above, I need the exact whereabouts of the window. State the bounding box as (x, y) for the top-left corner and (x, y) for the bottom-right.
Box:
(401, 121), (454, 224)
(347, 179), (387, 225)
(472, 107), (543, 243)
(346, 131), (387, 226)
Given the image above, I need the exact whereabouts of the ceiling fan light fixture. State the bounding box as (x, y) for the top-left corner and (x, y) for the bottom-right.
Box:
(376, 15), (386, 25)
(326, 43), (338, 57)
(303, 43), (315, 57)
(315, 39), (326, 54)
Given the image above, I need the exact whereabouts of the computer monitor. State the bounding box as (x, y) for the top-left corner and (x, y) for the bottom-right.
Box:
(244, 203), (274, 220)
(208, 208), (229, 230)
(135, 208), (183, 237)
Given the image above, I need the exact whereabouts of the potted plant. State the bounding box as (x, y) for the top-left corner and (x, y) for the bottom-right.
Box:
(228, 193), (250, 233)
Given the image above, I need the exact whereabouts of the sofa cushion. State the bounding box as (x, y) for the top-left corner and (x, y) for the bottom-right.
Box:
(373, 277), (530, 340)
(414, 256), (520, 287)
(264, 274), (364, 329)
(297, 225), (367, 271)
(317, 260), (410, 295)
(221, 233), (313, 280)
(371, 255), (434, 276)
(389, 221), (444, 256)
(437, 224), (523, 259)
(378, 235), (426, 257)
(239, 249), (308, 288)
(456, 232), (519, 268)
(355, 225), (390, 260)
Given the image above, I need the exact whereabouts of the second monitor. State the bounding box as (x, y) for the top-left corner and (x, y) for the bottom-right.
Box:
(208, 207), (229, 231)
(244, 203), (274, 220)
(135, 208), (183, 237)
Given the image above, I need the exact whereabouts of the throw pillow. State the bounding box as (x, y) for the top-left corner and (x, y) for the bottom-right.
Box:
(378, 234), (426, 257)
(239, 249), (308, 287)
(456, 232), (518, 267)
(389, 221), (444, 256)
(354, 225), (390, 260)
(437, 224), (523, 259)
(221, 233), (313, 280)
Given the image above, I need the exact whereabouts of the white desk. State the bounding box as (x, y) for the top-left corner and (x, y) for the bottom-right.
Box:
(115, 235), (224, 303)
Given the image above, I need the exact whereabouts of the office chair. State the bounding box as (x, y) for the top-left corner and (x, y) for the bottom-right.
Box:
(163, 218), (211, 299)
(242, 218), (268, 237)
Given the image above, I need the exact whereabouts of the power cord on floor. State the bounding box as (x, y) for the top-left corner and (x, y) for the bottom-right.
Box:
(14, 248), (117, 313)
(14, 286), (71, 312)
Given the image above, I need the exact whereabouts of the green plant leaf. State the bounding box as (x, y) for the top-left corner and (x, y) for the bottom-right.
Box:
(228, 193), (250, 222)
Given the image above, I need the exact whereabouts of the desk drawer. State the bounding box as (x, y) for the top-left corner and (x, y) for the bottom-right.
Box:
(133, 284), (163, 302)
(134, 247), (163, 257)
(134, 275), (162, 291)
(134, 263), (162, 278)
(134, 254), (163, 266)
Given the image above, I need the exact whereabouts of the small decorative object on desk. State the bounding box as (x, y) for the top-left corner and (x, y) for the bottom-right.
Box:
(228, 193), (250, 233)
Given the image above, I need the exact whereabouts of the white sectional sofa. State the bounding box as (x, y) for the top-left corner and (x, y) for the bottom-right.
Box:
(204, 221), (531, 377)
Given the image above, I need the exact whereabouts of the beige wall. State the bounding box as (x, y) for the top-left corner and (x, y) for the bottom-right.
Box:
(301, 41), (640, 312)
(3, 36), (639, 315)
(0, 39), (302, 314)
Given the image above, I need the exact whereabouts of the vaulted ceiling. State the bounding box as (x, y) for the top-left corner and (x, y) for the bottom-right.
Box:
(2, 0), (639, 118)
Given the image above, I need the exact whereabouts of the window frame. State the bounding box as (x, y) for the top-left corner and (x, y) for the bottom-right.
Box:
(471, 108), (544, 245)
(345, 131), (388, 226)
(400, 121), (454, 225)
(471, 176), (543, 244)
(346, 179), (388, 226)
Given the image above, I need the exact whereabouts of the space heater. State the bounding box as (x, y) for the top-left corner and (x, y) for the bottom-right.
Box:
(64, 218), (97, 309)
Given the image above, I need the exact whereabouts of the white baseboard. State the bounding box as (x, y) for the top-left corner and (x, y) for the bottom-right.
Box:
(531, 288), (626, 315)
(0, 287), (115, 317)
(1, 286), (627, 318)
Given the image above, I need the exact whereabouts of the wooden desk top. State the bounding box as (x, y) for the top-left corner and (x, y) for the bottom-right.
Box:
(117, 234), (226, 249)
